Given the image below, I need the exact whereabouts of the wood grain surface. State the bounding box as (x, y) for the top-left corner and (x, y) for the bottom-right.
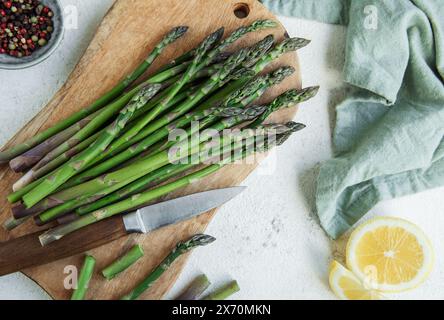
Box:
(0, 0), (301, 300)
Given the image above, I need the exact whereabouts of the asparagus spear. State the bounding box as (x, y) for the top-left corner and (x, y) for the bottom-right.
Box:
(31, 106), (264, 222)
(71, 255), (96, 300)
(124, 33), (272, 142)
(97, 46), (249, 161)
(16, 86), (142, 177)
(12, 130), (103, 192)
(102, 244), (144, 280)
(7, 84), (192, 201)
(13, 87), (306, 218)
(50, 162), (195, 225)
(132, 20), (276, 132)
(9, 111), (101, 173)
(202, 281), (240, 300)
(249, 86), (320, 128)
(197, 33), (275, 79)
(155, 19), (276, 74)
(26, 139), (207, 217)
(16, 76), (178, 178)
(106, 37), (278, 159)
(39, 123), (300, 246)
(21, 70), (299, 220)
(176, 274), (211, 300)
(75, 163), (195, 216)
(93, 35), (272, 161)
(254, 37), (311, 73)
(121, 235), (216, 300)
(22, 85), (162, 208)
(9, 33), (192, 176)
(0, 26), (188, 163)
(59, 66), (265, 191)
(7, 35), (312, 205)
(194, 36), (310, 114)
(129, 28), (224, 133)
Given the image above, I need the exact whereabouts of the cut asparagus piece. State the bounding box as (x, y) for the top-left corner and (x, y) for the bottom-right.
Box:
(22, 85), (162, 208)
(202, 281), (240, 300)
(102, 244), (144, 280)
(2, 216), (30, 231)
(121, 235), (216, 300)
(71, 255), (96, 300)
(0, 26), (188, 163)
(176, 274), (211, 300)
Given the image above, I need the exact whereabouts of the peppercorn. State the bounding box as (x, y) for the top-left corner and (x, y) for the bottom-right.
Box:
(0, 0), (55, 57)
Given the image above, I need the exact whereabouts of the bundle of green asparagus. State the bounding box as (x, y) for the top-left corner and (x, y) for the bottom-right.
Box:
(0, 21), (319, 245)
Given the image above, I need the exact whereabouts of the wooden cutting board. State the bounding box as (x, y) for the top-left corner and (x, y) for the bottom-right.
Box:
(0, 0), (301, 300)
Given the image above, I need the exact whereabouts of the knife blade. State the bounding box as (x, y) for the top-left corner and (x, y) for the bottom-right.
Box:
(0, 187), (246, 276)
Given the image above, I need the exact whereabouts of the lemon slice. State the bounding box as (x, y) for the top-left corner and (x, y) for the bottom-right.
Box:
(346, 217), (434, 292)
(329, 261), (385, 300)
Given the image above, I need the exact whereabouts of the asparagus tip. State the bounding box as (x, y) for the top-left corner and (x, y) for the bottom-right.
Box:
(269, 66), (295, 84)
(242, 34), (275, 68)
(228, 67), (255, 81)
(285, 121), (307, 133)
(182, 234), (216, 250)
(274, 123), (306, 146)
(194, 27), (225, 61)
(248, 19), (278, 32)
(281, 37), (311, 52)
(215, 105), (267, 119)
(171, 25), (189, 38)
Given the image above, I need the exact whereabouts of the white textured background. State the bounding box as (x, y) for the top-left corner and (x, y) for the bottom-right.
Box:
(0, 1), (443, 300)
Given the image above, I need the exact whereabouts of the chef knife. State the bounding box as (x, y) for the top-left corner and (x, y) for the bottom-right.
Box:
(0, 187), (246, 276)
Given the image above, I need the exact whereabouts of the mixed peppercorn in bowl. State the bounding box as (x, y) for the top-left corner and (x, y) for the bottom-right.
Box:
(0, 0), (63, 69)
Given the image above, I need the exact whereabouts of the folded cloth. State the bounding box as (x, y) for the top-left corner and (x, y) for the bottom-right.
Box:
(261, 0), (444, 238)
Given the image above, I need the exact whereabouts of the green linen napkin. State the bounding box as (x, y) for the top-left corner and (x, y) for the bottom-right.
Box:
(261, 0), (444, 239)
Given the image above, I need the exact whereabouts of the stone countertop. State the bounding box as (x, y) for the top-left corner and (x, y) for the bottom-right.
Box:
(0, 1), (443, 300)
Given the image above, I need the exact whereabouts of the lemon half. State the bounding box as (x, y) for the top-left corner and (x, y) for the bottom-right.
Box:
(329, 261), (385, 300)
(346, 217), (434, 292)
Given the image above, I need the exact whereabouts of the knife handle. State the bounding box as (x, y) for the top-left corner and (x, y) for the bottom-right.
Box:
(0, 216), (128, 276)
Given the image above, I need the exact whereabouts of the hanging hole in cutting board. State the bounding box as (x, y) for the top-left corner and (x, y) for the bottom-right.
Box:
(234, 3), (250, 19)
